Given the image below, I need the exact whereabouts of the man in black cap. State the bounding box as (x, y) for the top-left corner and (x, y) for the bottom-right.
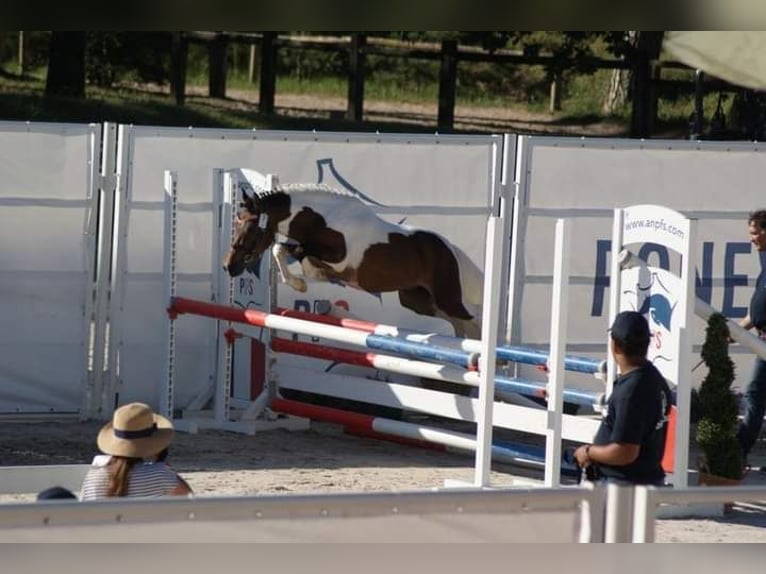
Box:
(736, 209), (766, 466)
(574, 311), (673, 485)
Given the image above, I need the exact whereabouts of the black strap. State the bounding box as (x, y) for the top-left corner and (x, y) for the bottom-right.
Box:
(113, 423), (157, 439)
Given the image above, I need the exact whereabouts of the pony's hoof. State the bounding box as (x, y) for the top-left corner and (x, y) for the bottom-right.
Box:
(291, 278), (308, 293)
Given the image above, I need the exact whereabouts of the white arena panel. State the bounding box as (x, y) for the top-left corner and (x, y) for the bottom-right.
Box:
(110, 126), (506, 412)
(0, 122), (101, 414)
(510, 136), (766, 393)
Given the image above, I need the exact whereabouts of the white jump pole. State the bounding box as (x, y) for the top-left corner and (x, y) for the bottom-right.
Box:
(474, 215), (504, 487)
(606, 208), (625, 398)
(544, 219), (571, 487)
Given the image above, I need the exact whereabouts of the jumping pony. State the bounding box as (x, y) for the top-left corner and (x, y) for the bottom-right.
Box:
(222, 183), (484, 338)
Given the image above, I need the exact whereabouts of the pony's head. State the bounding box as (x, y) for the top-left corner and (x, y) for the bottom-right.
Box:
(222, 192), (276, 277)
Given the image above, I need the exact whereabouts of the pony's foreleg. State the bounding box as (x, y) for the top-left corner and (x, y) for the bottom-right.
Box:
(299, 257), (331, 282)
(271, 243), (307, 292)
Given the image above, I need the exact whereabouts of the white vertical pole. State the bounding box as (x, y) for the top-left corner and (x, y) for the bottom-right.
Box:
(84, 123), (112, 419)
(604, 482), (633, 543)
(90, 122), (117, 418)
(214, 170), (235, 425)
(104, 125), (130, 415)
(544, 218), (571, 487)
(673, 216), (696, 489)
(505, 137), (529, 349)
(161, 171), (178, 420)
(631, 485), (656, 543)
(606, 208), (625, 398)
(474, 216), (504, 487)
(579, 481), (606, 543)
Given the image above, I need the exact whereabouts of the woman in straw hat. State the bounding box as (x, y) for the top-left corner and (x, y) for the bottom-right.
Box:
(80, 402), (192, 500)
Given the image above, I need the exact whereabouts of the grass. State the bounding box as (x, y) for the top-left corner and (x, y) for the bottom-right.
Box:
(0, 62), (703, 138)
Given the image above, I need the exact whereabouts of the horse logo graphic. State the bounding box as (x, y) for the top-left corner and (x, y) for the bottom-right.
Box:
(623, 272), (677, 365)
(636, 293), (675, 331)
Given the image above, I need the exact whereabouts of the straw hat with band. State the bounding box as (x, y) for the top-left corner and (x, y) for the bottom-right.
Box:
(98, 402), (175, 458)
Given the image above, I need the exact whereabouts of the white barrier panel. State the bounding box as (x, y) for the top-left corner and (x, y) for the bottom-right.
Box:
(0, 486), (602, 543)
(0, 122), (103, 414)
(111, 127), (506, 412)
(632, 484), (766, 542)
(510, 136), (766, 394)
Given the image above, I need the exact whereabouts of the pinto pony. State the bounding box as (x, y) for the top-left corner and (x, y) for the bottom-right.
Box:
(222, 184), (484, 338)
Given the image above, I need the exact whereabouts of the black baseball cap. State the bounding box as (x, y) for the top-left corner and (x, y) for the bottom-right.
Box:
(609, 311), (651, 345)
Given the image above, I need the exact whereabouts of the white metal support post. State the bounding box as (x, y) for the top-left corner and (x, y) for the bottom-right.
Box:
(630, 484), (656, 542)
(674, 216), (697, 488)
(103, 125), (131, 416)
(544, 219), (571, 487)
(604, 482), (633, 543)
(87, 122), (117, 420)
(213, 169), (235, 428)
(505, 137), (529, 349)
(161, 171), (182, 425)
(474, 215), (504, 487)
(606, 208), (625, 398)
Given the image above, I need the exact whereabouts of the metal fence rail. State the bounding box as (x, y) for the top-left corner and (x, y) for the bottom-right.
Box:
(0, 484), (604, 543)
(632, 484), (766, 542)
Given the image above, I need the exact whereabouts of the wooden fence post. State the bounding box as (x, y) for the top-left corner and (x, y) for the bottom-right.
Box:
(209, 33), (229, 99)
(549, 69), (562, 112)
(438, 39), (458, 132)
(248, 44), (258, 84)
(346, 33), (366, 122)
(629, 32), (663, 138)
(259, 32), (277, 114)
(18, 31), (26, 76)
(170, 32), (188, 106)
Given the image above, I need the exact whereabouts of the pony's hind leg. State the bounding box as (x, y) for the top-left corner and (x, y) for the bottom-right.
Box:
(453, 317), (481, 340)
(397, 287), (438, 318)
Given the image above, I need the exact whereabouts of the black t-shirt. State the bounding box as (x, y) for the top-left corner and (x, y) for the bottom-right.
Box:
(593, 362), (673, 484)
(750, 269), (766, 331)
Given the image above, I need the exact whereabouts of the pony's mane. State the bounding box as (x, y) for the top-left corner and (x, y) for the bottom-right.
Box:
(252, 183), (352, 199)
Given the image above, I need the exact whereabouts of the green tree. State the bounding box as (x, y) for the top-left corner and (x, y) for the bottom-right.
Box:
(696, 313), (744, 480)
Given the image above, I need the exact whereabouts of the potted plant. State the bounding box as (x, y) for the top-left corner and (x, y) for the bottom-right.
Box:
(695, 312), (744, 485)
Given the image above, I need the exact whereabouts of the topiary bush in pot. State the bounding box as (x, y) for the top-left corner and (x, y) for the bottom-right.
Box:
(695, 312), (744, 482)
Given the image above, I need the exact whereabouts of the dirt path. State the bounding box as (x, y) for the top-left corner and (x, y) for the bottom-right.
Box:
(175, 84), (629, 136)
(1, 418), (765, 542)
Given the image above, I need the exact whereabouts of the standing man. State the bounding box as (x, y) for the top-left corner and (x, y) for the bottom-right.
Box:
(736, 209), (766, 464)
(574, 311), (673, 485)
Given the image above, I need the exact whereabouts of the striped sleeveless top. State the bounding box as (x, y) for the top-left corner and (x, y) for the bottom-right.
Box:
(80, 461), (182, 501)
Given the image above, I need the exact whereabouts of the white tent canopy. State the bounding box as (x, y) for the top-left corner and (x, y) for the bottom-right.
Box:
(664, 31), (766, 90)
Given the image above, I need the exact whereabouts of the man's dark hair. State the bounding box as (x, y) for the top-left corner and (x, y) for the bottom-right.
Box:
(611, 336), (650, 361)
(748, 209), (766, 230)
(610, 311), (651, 361)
